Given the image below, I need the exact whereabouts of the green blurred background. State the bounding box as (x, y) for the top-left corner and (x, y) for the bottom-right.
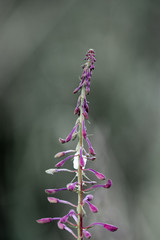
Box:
(0, 0), (160, 239)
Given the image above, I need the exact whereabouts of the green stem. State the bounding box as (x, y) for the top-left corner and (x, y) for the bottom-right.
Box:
(77, 86), (85, 240)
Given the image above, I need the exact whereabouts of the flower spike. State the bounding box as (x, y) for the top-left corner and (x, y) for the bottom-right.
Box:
(37, 49), (118, 239)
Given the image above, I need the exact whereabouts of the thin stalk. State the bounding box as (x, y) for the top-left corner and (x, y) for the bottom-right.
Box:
(77, 86), (85, 240)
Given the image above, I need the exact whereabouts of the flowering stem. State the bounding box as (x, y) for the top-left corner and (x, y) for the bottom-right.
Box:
(77, 86), (85, 240)
(36, 49), (118, 239)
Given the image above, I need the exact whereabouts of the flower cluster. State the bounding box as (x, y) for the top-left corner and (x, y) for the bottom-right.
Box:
(37, 49), (118, 239)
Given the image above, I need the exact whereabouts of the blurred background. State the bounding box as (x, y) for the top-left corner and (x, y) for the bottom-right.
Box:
(0, 0), (160, 239)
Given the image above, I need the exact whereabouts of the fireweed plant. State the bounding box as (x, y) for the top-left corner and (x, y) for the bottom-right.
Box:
(37, 49), (118, 239)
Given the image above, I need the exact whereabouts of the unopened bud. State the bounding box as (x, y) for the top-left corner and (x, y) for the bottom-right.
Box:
(36, 218), (53, 224)
(48, 197), (59, 203)
(54, 152), (65, 158)
(59, 138), (66, 144)
(45, 168), (56, 175)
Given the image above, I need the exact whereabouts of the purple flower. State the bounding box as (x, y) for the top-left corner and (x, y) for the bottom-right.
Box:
(86, 222), (118, 232)
(83, 180), (97, 185)
(60, 209), (77, 223)
(57, 220), (65, 229)
(45, 187), (67, 194)
(55, 155), (74, 168)
(82, 117), (87, 139)
(82, 104), (88, 120)
(86, 84), (90, 95)
(45, 168), (76, 175)
(73, 80), (84, 94)
(86, 137), (96, 156)
(63, 225), (77, 239)
(59, 138), (66, 144)
(103, 223), (118, 232)
(83, 194), (94, 203)
(37, 49), (118, 239)
(86, 200), (98, 213)
(104, 179), (112, 188)
(84, 179), (112, 192)
(83, 230), (91, 239)
(36, 217), (60, 224)
(74, 96), (80, 115)
(86, 156), (96, 161)
(54, 150), (75, 158)
(54, 151), (65, 158)
(59, 125), (79, 144)
(47, 197), (59, 203)
(58, 221), (78, 239)
(48, 197), (77, 207)
(85, 168), (106, 180)
(55, 160), (66, 168)
(84, 96), (89, 113)
(67, 182), (78, 191)
(66, 125), (79, 142)
(80, 147), (85, 167)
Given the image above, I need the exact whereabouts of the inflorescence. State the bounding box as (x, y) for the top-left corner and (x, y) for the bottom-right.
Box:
(37, 49), (118, 239)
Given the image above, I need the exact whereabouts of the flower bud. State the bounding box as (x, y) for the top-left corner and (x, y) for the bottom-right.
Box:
(36, 218), (53, 224)
(60, 215), (68, 223)
(80, 147), (85, 167)
(89, 146), (96, 156)
(86, 222), (118, 232)
(58, 221), (65, 230)
(104, 179), (112, 188)
(74, 106), (80, 115)
(87, 201), (98, 213)
(87, 156), (96, 161)
(45, 187), (67, 194)
(95, 172), (106, 180)
(54, 152), (65, 158)
(86, 168), (106, 180)
(48, 197), (58, 203)
(82, 117), (87, 139)
(84, 97), (89, 113)
(55, 160), (65, 168)
(83, 194), (94, 203)
(82, 104), (88, 119)
(84, 230), (91, 239)
(45, 168), (57, 175)
(45, 189), (57, 194)
(86, 137), (96, 156)
(55, 155), (74, 168)
(74, 96), (80, 115)
(67, 182), (77, 191)
(103, 223), (118, 232)
(59, 138), (66, 144)
(55, 150), (76, 158)
(65, 125), (78, 142)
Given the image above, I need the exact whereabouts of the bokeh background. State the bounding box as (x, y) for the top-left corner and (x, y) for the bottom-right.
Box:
(1, 0), (160, 239)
